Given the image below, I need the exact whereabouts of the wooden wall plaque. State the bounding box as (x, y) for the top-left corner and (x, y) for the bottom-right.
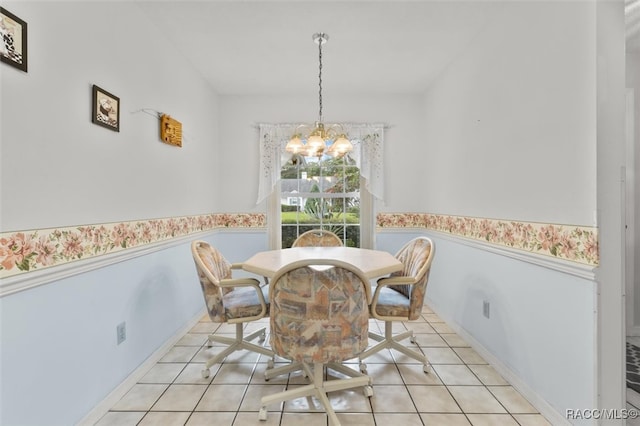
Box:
(160, 114), (182, 147)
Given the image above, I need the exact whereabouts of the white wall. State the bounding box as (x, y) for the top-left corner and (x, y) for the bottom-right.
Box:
(420, 2), (596, 226)
(595, 1), (626, 417)
(0, 2), (222, 424)
(0, 2), (220, 231)
(1, 242), (204, 425)
(216, 93), (424, 212)
(376, 231), (596, 424)
(411, 2), (601, 421)
(627, 52), (640, 326)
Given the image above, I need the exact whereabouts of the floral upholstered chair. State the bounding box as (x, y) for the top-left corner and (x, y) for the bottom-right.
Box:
(258, 261), (372, 425)
(292, 229), (343, 247)
(359, 236), (435, 374)
(191, 240), (275, 378)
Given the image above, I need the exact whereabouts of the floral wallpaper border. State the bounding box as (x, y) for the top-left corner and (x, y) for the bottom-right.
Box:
(0, 213), (266, 279)
(0, 211), (598, 280)
(377, 213), (599, 266)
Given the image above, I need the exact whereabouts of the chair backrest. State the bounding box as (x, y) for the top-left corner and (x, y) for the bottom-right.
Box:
(292, 229), (343, 247)
(191, 240), (233, 323)
(389, 237), (435, 320)
(269, 261), (369, 364)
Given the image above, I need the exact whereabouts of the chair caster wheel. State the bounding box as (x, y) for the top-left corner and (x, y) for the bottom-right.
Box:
(364, 385), (374, 397)
(410, 335), (417, 344)
(267, 358), (275, 369)
(258, 407), (268, 421)
(423, 364), (431, 374)
(259, 329), (266, 342)
(201, 369), (210, 378)
(359, 362), (367, 374)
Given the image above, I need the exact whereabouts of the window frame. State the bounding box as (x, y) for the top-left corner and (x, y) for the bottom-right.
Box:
(268, 175), (374, 250)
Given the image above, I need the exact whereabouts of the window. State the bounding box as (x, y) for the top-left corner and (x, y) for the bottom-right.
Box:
(280, 155), (361, 248)
(257, 123), (384, 250)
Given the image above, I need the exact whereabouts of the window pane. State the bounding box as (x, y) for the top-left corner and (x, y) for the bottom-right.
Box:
(280, 154), (360, 247)
(344, 167), (360, 193)
(345, 225), (360, 248)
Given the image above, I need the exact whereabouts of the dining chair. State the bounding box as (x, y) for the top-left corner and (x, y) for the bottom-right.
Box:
(262, 227), (344, 379)
(292, 229), (343, 247)
(358, 236), (435, 374)
(191, 240), (275, 378)
(258, 261), (373, 425)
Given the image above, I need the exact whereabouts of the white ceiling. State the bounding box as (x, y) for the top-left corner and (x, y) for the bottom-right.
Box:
(134, 1), (502, 95)
(135, 1), (638, 96)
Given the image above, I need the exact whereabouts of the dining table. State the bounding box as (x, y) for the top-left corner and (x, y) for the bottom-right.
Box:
(242, 246), (403, 300)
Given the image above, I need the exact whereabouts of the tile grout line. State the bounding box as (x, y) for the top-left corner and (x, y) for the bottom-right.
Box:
(97, 307), (549, 426)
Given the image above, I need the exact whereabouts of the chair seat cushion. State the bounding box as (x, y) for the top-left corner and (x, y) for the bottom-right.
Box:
(372, 285), (410, 318)
(224, 285), (270, 320)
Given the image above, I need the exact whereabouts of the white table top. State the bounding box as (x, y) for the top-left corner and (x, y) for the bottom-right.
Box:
(242, 246), (403, 280)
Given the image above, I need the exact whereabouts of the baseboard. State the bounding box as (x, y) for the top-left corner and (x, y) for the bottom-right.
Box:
(75, 308), (206, 426)
(426, 300), (571, 426)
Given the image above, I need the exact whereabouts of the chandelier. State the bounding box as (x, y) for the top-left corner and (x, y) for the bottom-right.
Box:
(285, 33), (353, 158)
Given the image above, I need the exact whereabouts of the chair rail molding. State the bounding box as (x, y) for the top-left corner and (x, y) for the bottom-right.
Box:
(0, 213), (266, 296)
(1, 211), (598, 296)
(376, 212), (598, 279)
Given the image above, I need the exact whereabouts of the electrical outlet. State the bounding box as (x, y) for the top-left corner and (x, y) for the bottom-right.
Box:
(117, 322), (126, 345)
(483, 301), (490, 319)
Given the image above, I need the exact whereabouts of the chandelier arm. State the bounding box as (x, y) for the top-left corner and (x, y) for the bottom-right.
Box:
(294, 123), (311, 134)
(327, 123), (346, 134)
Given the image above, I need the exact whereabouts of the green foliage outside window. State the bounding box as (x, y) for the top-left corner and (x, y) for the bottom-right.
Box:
(280, 154), (360, 248)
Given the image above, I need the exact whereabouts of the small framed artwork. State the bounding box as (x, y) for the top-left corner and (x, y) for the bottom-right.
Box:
(160, 114), (183, 147)
(0, 7), (28, 72)
(92, 85), (120, 132)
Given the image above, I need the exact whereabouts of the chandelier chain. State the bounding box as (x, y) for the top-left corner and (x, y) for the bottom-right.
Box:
(318, 36), (323, 122)
(284, 32), (353, 160)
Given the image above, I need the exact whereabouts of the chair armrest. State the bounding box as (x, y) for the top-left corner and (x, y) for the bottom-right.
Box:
(219, 277), (261, 288)
(370, 275), (416, 321)
(231, 263), (269, 286)
(219, 277), (267, 317)
(376, 275), (417, 287)
(372, 275), (414, 304)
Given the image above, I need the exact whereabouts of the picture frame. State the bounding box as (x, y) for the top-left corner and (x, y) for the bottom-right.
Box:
(92, 85), (120, 132)
(160, 114), (183, 147)
(0, 7), (28, 72)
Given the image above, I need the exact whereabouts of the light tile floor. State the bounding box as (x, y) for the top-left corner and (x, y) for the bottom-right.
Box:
(95, 306), (551, 426)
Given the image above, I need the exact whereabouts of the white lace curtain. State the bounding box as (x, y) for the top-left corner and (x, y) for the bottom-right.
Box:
(256, 123), (385, 205)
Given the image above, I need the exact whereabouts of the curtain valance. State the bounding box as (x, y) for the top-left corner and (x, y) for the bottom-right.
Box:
(256, 123), (384, 204)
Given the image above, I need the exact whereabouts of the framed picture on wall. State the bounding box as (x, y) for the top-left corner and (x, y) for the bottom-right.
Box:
(0, 7), (28, 72)
(92, 85), (120, 132)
